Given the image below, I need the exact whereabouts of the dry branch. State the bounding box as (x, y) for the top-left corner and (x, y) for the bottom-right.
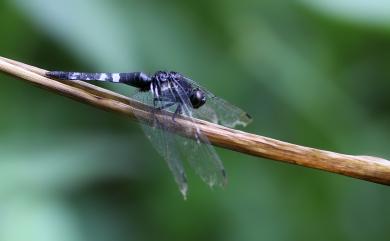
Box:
(1, 56), (390, 185)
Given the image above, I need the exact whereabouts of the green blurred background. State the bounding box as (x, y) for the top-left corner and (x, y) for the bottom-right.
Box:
(0, 1), (389, 240)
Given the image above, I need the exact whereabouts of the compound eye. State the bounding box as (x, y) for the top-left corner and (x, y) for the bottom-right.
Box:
(190, 89), (206, 108)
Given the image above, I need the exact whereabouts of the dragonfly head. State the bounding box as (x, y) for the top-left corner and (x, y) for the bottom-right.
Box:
(190, 88), (206, 109)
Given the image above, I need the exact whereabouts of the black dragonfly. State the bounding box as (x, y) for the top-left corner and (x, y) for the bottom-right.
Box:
(46, 70), (252, 198)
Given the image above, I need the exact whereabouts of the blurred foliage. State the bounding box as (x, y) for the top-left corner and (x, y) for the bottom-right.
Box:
(0, 0), (390, 241)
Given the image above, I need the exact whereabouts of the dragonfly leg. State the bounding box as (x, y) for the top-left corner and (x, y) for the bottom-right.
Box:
(153, 96), (174, 109)
(154, 97), (171, 102)
(172, 104), (183, 122)
(156, 102), (175, 110)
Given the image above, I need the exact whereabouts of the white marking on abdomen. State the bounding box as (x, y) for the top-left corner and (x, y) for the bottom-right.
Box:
(70, 73), (80, 80)
(112, 73), (120, 82)
(98, 73), (108, 81)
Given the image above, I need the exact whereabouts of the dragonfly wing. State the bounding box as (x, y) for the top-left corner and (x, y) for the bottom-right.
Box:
(182, 76), (252, 128)
(171, 79), (227, 188)
(202, 96), (252, 128)
(192, 104), (219, 124)
(132, 91), (188, 198)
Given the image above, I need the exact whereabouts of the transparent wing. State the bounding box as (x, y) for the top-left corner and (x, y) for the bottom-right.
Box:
(132, 78), (227, 196)
(182, 76), (252, 128)
(192, 104), (219, 124)
(172, 79), (227, 188)
(198, 96), (252, 128)
(132, 91), (189, 198)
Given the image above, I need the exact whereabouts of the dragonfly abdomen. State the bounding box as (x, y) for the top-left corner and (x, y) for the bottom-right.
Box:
(46, 71), (151, 90)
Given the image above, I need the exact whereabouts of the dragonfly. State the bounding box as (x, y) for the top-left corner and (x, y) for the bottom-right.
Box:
(46, 70), (252, 198)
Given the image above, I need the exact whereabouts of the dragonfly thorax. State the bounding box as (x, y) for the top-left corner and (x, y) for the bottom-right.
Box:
(150, 71), (206, 109)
